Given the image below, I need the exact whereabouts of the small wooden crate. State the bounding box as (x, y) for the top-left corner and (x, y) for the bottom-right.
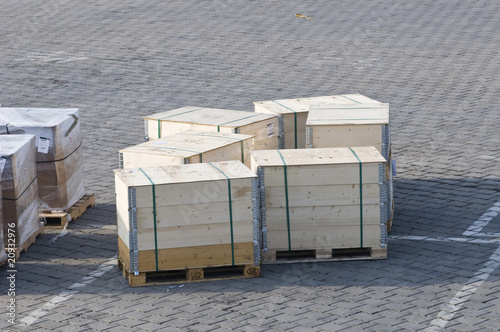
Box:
(254, 94), (384, 149)
(143, 107), (279, 150)
(306, 103), (393, 232)
(119, 131), (254, 169)
(114, 161), (261, 286)
(40, 193), (95, 228)
(251, 147), (388, 264)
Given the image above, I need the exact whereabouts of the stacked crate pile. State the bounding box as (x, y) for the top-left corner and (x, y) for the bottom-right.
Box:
(115, 95), (393, 285)
(254, 94), (384, 149)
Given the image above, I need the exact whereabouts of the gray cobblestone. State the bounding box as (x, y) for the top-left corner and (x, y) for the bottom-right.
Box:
(1, 0), (500, 331)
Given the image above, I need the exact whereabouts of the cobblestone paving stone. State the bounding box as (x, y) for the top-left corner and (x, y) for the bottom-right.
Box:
(1, 0), (500, 331)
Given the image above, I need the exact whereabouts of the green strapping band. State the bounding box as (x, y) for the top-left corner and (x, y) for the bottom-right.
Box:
(341, 95), (362, 104)
(138, 168), (159, 271)
(208, 163), (235, 266)
(276, 150), (292, 251)
(217, 114), (261, 132)
(272, 100), (298, 149)
(348, 148), (363, 248)
(156, 107), (205, 138)
(240, 141), (244, 164)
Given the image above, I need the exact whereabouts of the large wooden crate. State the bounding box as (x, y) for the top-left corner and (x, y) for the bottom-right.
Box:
(251, 147), (388, 263)
(143, 107), (279, 150)
(0, 135), (42, 248)
(254, 94), (384, 149)
(306, 103), (393, 232)
(114, 160), (261, 286)
(0, 108), (85, 210)
(119, 131), (254, 169)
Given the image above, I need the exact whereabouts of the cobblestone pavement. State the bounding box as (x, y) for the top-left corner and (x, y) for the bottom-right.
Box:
(1, 1), (500, 331)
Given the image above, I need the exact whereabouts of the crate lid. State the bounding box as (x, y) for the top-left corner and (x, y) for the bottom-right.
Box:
(114, 160), (256, 187)
(143, 106), (276, 128)
(0, 108), (79, 127)
(306, 104), (389, 126)
(254, 94), (384, 115)
(251, 147), (386, 167)
(119, 131), (254, 158)
(0, 134), (36, 156)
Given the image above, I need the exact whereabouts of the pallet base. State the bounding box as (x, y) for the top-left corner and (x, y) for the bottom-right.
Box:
(118, 258), (260, 287)
(262, 247), (387, 264)
(40, 193), (95, 228)
(5, 223), (45, 260)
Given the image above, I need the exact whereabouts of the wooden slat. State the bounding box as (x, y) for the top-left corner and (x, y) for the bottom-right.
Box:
(251, 147), (386, 167)
(264, 184), (380, 207)
(118, 236), (255, 272)
(265, 205), (381, 225)
(252, 164), (381, 187)
(266, 224), (381, 250)
(308, 124), (384, 152)
(306, 104), (389, 126)
(114, 160), (256, 188)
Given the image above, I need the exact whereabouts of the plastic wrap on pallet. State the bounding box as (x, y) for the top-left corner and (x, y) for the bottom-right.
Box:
(0, 122), (24, 135)
(0, 134), (42, 247)
(3, 178), (41, 247)
(0, 135), (37, 200)
(0, 108), (85, 210)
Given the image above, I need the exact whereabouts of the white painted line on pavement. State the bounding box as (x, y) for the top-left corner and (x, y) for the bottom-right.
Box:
(389, 235), (498, 244)
(18, 256), (116, 327)
(424, 245), (500, 331)
(463, 201), (500, 236)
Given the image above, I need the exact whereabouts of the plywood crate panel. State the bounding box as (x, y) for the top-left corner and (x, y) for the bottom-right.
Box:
(143, 107), (279, 150)
(254, 94), (384, 149)
(114, 160), (260, 275)
(119, 131), (254, 169)
(0, 135), (42, 247)
(251, 147), (388, 261)
(305, 103), (393, 231)
(0, 108), (84, 210)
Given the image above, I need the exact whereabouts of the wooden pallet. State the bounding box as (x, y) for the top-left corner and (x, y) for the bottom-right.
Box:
(261, 247), (387, 264)
(40, 193), (95, 229)
(5, 223), (45, 260)
(118, 258), (260, 287)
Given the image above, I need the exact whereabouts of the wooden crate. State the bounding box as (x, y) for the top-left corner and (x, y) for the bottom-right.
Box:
(114, 160), (261, 286)
(305, 103), (393, 232)
(251, 147), (388, 264)
(0, 108), (85, 210)
(119, 131), (255, 169)
(254, 94), (384, 149)
(0, 135), (43, 248)
(143, 107), (279, 150)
